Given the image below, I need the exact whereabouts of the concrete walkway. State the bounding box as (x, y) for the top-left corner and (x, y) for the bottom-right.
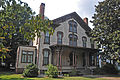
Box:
(83, 75), (120, 80)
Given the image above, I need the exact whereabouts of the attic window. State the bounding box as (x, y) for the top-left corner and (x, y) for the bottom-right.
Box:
(68, 20), (77, 33)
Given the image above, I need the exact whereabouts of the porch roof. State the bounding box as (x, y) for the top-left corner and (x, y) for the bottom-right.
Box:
(49, 44), (98, 52)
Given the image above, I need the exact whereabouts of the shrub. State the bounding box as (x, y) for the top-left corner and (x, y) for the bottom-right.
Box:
(45, 64), (58, 78)
(69, 69), (77, 76)
(101, 63), (119, 74)
(22, 63), (38, 77)
(93, 67), (105, 75)
(64, 74), (69, 77)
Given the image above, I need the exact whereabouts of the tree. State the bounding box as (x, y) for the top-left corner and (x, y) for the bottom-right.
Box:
(91, 0), (120, 62)
(0, 0), (53, 68)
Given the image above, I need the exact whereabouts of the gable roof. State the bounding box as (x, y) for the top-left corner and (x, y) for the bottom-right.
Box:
(52, 12), (91, 32)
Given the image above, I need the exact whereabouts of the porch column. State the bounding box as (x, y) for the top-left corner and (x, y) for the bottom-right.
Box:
(60, 53), (62, 73)
(85, 53), (88, 67)
(95, 54), (97, 66)
(75, 54), (77, 67)
(73, 52), (76, 67)
(56, 50), (60, 67)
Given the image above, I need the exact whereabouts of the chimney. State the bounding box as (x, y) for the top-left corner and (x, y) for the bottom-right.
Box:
(39, 3), (45, 19)
(83, 17), (88, 25)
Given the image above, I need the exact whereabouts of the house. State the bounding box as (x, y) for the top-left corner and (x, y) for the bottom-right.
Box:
(16, 3), (98, 74)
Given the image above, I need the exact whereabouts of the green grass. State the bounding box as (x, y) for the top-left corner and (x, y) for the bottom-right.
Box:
(0, 72), (108, 80)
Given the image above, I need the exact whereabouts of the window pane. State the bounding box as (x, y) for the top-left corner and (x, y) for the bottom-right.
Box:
(44, 31), (50, 43)
(73, 25), (77, 32)
(45, 37), (49, 43)
(45, 31), (49, 37)
(23, 51), (27, 54)
(69, 23), (72, 32)
(57, 33), (62, 44)
(73, 41), (77, 46)
(69, 41), (72, 46)
(44, 51), (48, 57)
(28, 51), (33, 54)
(44, 58), (48, 65)
(22, 55), (27, 62)
(28, 55), (31, 63)
(31, 55), (33, 63)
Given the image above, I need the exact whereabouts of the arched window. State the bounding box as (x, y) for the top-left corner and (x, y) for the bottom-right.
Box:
(57, 31), (63, 44)
(82, 36), (87, 47)
(68, 20), (77, 33)
(44, 31), (50, 44)
(69, 34), (78, 46)
(43, 49), (50, 65)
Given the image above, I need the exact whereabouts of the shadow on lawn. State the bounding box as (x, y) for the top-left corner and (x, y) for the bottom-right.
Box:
(0, 78), (32, 80)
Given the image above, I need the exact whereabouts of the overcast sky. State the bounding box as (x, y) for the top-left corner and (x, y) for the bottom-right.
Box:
(21, 0), (104, 28)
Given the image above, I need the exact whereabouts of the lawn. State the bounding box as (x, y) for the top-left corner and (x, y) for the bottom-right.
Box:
(0, 72), (108, 80)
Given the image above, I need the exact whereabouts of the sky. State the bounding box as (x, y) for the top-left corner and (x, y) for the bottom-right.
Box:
(21, 0), (104, 29)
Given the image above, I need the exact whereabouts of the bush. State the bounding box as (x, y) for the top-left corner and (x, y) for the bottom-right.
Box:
(64, 74), (69, 77)
(45, 64), (58, 78)
(93, 63), (119, 75)
(22, 63), (38, 77)
(69, 69), (77, 76)
(101, 63), (119, 74)
(93, 67), (105, 75)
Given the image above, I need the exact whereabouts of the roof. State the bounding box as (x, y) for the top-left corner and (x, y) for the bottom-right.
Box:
(52, 12), (91, 32)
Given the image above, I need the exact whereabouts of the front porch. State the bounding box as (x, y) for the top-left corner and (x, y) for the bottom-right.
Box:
(50, 44), (98, 74)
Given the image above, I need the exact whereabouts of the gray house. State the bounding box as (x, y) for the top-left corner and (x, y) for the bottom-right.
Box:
(16, 3), (98, 74)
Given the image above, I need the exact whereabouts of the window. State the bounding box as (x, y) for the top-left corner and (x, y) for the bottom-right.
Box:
(82, 36), (87, 47)
(69, 20), (77, 33)
(57, 31), (63, 44)
(21, 51), (33, 63)
(90, 39), (94, 48)
(69, 34), (77, 46)
(44, 31), (50, 44)
(43, 49), (49, 65)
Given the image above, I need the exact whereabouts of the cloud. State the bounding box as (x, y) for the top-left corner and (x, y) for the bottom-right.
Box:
(21, 0), (104, 28)
(77, 0), (104, 28)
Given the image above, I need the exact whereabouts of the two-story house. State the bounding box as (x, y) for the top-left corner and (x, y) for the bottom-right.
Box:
(16, 3), (98, 74)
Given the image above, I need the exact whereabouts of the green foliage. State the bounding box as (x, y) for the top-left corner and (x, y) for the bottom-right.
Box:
(20, 15), (54, 40)
(93, 63), (119, 75)
(64, 74), (69, 77)
(101, 63), (119, 74)
(91, 0), (120, 61)
(0, 0), (33, 61)
(45, 64), (58, 78)
(69, 69), (77, 76)
(23, 63), (38, 77)
(93, 67), (105, 75)
(0, 72), (108, 80)
(0, 0), (54, 66)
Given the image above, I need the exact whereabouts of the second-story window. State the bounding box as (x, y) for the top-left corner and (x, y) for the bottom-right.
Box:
(82, 36), (87, 47)
(90, 39), (94, 48)
(69, 34), (77, 46)
(44, 31), (50, 44)
(69, 20), (77, 33)
(57, 31), (63, 44)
